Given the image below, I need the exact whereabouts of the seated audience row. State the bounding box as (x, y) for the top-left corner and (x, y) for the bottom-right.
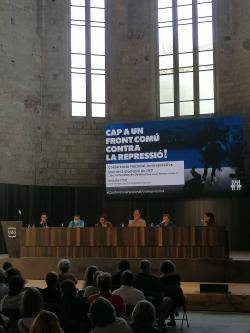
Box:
(0, 258), (184, 333)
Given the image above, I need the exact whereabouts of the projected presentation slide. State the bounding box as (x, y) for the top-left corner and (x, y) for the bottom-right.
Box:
(105, 116), (245, 197)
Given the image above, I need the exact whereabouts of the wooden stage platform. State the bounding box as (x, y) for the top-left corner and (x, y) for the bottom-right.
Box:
(0, 252), (250, 283)
(22, 279), (250, 313)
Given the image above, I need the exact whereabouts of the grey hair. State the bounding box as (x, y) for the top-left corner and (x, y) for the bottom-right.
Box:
(57, 259), (71, 273)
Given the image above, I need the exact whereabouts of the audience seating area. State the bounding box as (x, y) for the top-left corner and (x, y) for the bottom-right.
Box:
(0, 258), (189, 333)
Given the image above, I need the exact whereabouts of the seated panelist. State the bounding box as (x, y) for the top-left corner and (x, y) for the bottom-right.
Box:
(39, 212), (48, 228)
(68, 214), (85, 228)
(128, 209), (146, 227)
(158, 213), (176, 228)
(96, 215), (112, 228)
(201, 212), (215, 226)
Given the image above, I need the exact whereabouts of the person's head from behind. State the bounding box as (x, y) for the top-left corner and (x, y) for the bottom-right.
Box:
(57, 258), (70, 273)
(93, 270), (102, 287)
(140, 259), (151, 274)
(89, 297), (116, 327)
(45, 272), (58, 289)
(21, 288), (43, 318)
(5, 267), (22, 284)
(160, 260), (176, 275)
(133, 209), (141, 221)
(9, 275), (25, 296)
(61, 279), (76, 298)
(84, 265), (98, 287)
(3, 261), (12, 271)
(132, 300), (156, 327)
(97, 272), (112, 293)
(203, 212), (215, 226)
(118, 260), (130, 273)
(30, 310), (61, 333)
(162, 213), (170, 223)
(74, 214), (80, 222)
(121, 270), (134, 287)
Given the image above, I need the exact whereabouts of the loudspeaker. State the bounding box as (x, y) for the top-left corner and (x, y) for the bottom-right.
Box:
(200, 283), (229, 293)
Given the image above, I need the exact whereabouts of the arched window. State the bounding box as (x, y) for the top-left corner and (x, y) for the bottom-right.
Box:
(70, 0), (106, 117)
(158, 0), (214, 117)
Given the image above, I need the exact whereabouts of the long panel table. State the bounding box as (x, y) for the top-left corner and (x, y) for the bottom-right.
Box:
(20, 226), (229, 259)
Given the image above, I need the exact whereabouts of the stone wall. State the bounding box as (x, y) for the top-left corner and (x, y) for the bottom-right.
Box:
(0, 0), (250, 186)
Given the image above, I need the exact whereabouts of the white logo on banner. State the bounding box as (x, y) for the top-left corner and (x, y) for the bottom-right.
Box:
(8, 227), (17, 238)
(230, 180), (242, 191)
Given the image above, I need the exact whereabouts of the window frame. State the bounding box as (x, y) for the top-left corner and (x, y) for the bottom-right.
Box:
(157, 0), (217, 119)
(69, 0), (108, 118)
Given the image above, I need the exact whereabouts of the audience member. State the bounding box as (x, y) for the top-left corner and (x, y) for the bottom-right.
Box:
(60, 279), (90, 325)
(159, 260), (183, 327)
(0, 269), (8, 301)
(2, 262), (12, 272)
(130, 300), (161, 333)
(0, 275), (25, 319)
(5, 268), (22, 285)
(57, 259), (77, 285)
(83, 265), (98, 289)
(89, 272), (125, 317)
(40, 272), (61, 305)
(89, 297), (132, 333)
(30, 310), (63, 333)
(134, 260), (161, 301)
(113, 270), (144, 305)
(112, 260), (130, 289)
(83, 270), (102, 298)
(18, 287), (43, 333)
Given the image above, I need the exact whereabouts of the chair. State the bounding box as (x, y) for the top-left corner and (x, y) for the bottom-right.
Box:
(157, 288), (189, 330)
(172, 295), (189, 330)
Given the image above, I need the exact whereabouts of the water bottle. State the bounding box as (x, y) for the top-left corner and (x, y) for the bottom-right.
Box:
(121, 223), (124, 228)
(150, 222), (154, 227)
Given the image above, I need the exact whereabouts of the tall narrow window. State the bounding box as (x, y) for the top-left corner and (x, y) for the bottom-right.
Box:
(158, 0), (214, 117)
(71, 0), (106, 117)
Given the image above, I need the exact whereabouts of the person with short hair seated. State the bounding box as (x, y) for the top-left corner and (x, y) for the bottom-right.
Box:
(113, 270), (144, 306)
(130, 300), (161, 333)
(158, 213), (176, 228)
(18, 287), (43, 333)
(2, 262), (12, 273)
(89, 272), (125, 317)
(83, 270), (102, 299)
(128, 209), (146, 227)
(40, 272), (61, 305)
(158, 260), (183, 328)
(133, 260), (161, 303)
(0, 275), (25, 325)
(68, 214), (85, 228)
(30, 310), (64, 333)
(89, 297), (132, 333)
(57, 258), (77, 285)
(112, 260), (131, 290)
(96, 215), (112, 228)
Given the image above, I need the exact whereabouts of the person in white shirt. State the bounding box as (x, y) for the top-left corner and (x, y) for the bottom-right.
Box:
(113, 270), (145, 305)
